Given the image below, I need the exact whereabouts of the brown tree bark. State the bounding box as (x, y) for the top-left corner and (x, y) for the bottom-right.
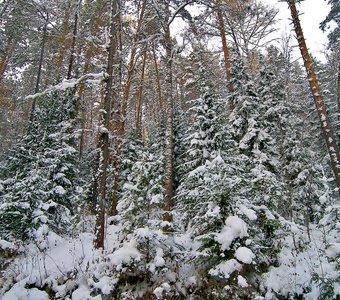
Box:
(216, 0), (233, 92)
(55, 2), (71, 79)
(77, 45), (94, 159)
(110, 0), (147, 216)
(135, 46), (148, 133)
(30, 18), (48, 120)
(0, 37), (14, 81)
(119, 0), (146, 133)
(77, 1), (105, 159)
(288, 0), (340, 189)
(67, 3), (79, 80)
(94, 0), (118, 249)
(152, 45), (163, 111)
(163, 2), (174, 226)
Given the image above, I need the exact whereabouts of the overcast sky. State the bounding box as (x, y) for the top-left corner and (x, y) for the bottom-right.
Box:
(262, 0), (331, 62)
(171, 0), (331, 63)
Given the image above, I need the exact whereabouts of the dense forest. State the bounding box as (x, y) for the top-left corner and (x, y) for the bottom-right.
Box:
(0, 0), (339, 299)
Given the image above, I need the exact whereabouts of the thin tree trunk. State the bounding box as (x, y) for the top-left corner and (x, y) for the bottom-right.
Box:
(77, 45), (94, 159)
(337, 63), (340, 124)
(216, 0), (233, 92)
(30, 20), (48, 120)
(153, 45), (163, 111)
(67, 3), (79, 79)
(56, 2), (71, 79)
(163, 6), (174, 226)
(135, 46), (148, 133)
(110, 0), (147, 216)
(288, 0), (340, 189)
(94, 0), (118, 249)
(34, 23), (47, 93)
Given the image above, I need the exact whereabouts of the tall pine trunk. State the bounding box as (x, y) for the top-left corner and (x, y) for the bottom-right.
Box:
(215, 0), (233, 92)
(55, 2), (71, 79)
(288, 0), (340, 189)
(110, 0), (147, 215)
(163, 2), (174, 226)
(152, 45), (163, 111)
(0, 37), (14, 81)
(67, 2), (80, 79)
(94, 0), (118, 249)
(135, 46), (148, 133)
(30, 17), (48, 120)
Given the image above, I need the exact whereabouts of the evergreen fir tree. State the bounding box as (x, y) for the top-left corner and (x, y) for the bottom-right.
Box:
(0, 90), (82, 243)
(113, 126), (173, 298)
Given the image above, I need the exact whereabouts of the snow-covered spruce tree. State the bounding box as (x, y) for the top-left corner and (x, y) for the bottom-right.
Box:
(0, 89), (82, 244)
(190, 54), (291, 298)
(172, 61), (250, 298)
(110, 127), (177, 298)
(262, 49), (340, 299)
(175, 62), (221, 224)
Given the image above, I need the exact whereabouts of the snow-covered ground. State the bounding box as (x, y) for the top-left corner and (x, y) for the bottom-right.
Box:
(0, 214), (339, 299)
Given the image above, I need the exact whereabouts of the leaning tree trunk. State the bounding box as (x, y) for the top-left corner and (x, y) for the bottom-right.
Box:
(94, 0), (118, 249)
(288, 0), (340, 189)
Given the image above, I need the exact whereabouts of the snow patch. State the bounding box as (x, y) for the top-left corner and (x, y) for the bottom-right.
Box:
(109, 239), (141, 269)
(239, 205), (257, 220)
(54, 185), (66, 196)
(153, 282), (171, 299)
(2, 281), (49, 300)
(72, 283), (101, 300)
(209, 259), (242, 279)
(235, 247), (255, 264)
(215, 216), (248, 251)
(237, 275), (249, 288)
(325, 243), (340, 258)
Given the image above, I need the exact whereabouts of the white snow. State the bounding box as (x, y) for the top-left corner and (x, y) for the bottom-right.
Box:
(325, 243), (340, 258)
(237, 275), (249, 288)
(0, 219), (122, 300)
(72, 283), (102, 300)
(264, 223), (340, 299)
(235, 247), (255, 264)
(0, 239), (15, 250)
(154, 248), (165, 267)
(151, 194), (163, 204)
(239, 205), (257, 221)
(25, 72), (106, 100)
(215, 216), (248, 251)
(2, 281), (49, 300)
(91, 275), (117, 295)
(153, 282), (171, 299)
(54, 185), (66, 196)
(108, 239), (141, 269)
(209, 259), (242, 279)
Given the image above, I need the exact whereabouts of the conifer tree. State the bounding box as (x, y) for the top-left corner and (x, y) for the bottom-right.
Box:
(0, 89), (81, 243)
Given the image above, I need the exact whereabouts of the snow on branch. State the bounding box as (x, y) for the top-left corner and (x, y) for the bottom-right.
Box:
(25, 72), (107, 100)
